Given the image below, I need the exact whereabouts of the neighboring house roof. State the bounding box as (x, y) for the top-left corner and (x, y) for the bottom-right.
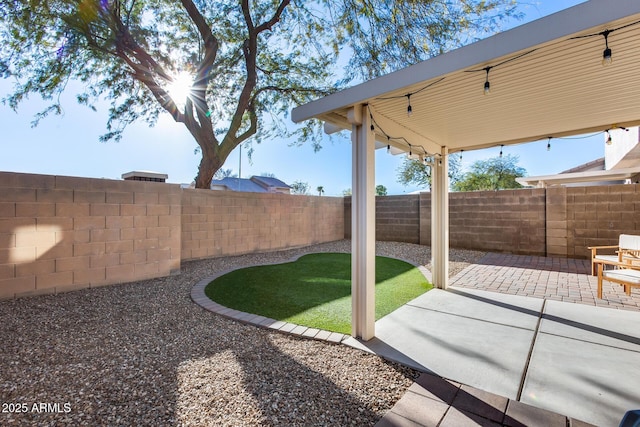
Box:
(560, 158), (605, 174)
(210, 175), (291, 193)
(250, 176), (291, 190)
(518, 128), (640, 187)
(517, 166), (640, 188)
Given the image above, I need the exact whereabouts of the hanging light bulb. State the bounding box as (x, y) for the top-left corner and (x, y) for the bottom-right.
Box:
(460, 149), (464, 161)
(499, 145), (504, 157)
(602, 30), (612, 66)
(387, 144), (390, 153)
(483, 67), (491, 95)
(606, 130), (613, 145)
(406, 94), (412, 117)
(547, 137), (551, 151)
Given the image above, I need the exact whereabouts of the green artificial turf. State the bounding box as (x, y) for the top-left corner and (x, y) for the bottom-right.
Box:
(205, 253), (432, 334)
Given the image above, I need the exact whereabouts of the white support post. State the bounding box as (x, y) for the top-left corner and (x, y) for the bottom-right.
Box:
(350, 104), (376, 341)
(431, 147), (449, 289)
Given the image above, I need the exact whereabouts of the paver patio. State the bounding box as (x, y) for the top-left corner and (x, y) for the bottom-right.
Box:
(451, 252), (640, 311)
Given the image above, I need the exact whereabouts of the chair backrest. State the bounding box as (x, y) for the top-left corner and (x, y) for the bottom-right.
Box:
(619, 234), (640, 250)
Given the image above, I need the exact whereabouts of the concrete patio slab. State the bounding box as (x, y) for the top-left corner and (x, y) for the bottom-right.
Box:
(352, 281), (640, 427)
(345, 290), (537, 399)
(522, 332), (640, 427)
(409, 287), (544, 330)
(540, 299), (640, 352)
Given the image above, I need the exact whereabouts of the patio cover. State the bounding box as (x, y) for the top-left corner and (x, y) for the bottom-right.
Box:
(291, 0), (640, 340)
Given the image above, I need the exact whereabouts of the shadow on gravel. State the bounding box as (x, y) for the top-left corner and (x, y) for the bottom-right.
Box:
(0, 253), (415, 426)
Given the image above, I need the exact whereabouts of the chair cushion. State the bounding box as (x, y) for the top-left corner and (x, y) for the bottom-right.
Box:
(594, 255), (619, 263)
(603, 268), (640, 285)
(620, 234), (640, 251)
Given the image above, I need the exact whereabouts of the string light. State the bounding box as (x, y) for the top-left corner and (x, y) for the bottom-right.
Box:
(368, 107), (434, 160)
(499, 145), (504, 157)
(546, 137), (551, 151)
(569, 20), (640, 65)
(375, 78), (445, 119)
(606, 130), (612, 145)
(459, 150), (464, 161)
(466, 50), (536, 95)
(602, 30), (612, 66)
(484, 67), (491, 95)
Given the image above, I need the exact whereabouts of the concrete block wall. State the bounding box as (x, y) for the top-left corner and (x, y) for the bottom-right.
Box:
(348, 190), (546, 255)
(447, 189), (547, 255)
(0, 172), (181, 300)
(565, 183), (640, 258)
(181, 190), (344, 260)
(546, 187), (568, 257)
(344, 195), (420, 244)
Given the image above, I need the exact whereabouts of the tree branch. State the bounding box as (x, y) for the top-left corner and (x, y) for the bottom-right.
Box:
(255, 0), (290, 34)
(235, 102), (258, 146)
(241, 0), (254, 31)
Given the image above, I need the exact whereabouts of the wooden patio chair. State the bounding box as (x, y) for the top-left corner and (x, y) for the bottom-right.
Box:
(596, 259), (640, 299)
(589, 234), (640, 276)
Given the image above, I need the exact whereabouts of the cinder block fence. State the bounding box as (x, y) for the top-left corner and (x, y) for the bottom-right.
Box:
(0, 172), (182, 299)
(1, 170), (639, 300)
(0, 172), (344, 300)
(345, 183), (640, 259)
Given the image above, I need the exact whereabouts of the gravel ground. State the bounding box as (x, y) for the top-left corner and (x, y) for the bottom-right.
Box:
(0, 240), (484, 426)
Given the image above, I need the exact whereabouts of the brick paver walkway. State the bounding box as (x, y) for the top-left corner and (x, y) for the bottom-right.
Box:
(450, 252), (640, 311)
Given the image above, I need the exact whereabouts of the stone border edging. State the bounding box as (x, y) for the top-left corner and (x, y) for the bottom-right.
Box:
(190, 252), (432, 345)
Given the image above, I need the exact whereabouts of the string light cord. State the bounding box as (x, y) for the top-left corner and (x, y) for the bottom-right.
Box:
(568, 19), (640, 40)
(367, 106), (442, 162)
(374, 77), (446, 101)
(465, 49), (538, 74)
(569, 19), (640, 65)
(465, 49), (537, 94)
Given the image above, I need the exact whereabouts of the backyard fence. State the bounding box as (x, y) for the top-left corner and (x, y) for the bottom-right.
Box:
(1, 170), (639, 299)
(345, 183), (640, 258)
(0, 172), (343, 299)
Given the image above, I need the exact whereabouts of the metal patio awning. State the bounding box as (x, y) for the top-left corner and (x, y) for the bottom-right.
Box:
(291, 0), (640, 341)
(293, 1), (640, 156)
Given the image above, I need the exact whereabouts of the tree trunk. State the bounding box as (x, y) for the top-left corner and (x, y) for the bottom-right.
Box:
(194, 148), (225, 189)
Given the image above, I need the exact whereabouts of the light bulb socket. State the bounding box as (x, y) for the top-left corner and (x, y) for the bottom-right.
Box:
(602, 47), (612, 66)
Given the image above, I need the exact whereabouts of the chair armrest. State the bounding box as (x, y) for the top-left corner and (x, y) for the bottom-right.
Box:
(587, 245), (619, 250)
(594, 259), (640, 271)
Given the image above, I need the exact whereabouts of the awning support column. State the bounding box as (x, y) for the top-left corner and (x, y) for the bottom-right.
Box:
(431, 147), (449, 289)
(349, 104), (375, 341)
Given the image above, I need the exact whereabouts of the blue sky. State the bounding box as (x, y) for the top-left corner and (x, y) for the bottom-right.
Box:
(0, 1), (595, 196)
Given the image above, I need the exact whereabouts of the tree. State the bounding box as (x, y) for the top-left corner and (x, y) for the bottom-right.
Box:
(452, 154), (526, 191)
(1, 1), (520, 188)
(342, 188), (352, 197)
(213, 168), (237, 179)
(290, 180), (309, 195)
(375, 185), (387, 196)
(316, 186), (324, 196)
(397, 156), (462, 190)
